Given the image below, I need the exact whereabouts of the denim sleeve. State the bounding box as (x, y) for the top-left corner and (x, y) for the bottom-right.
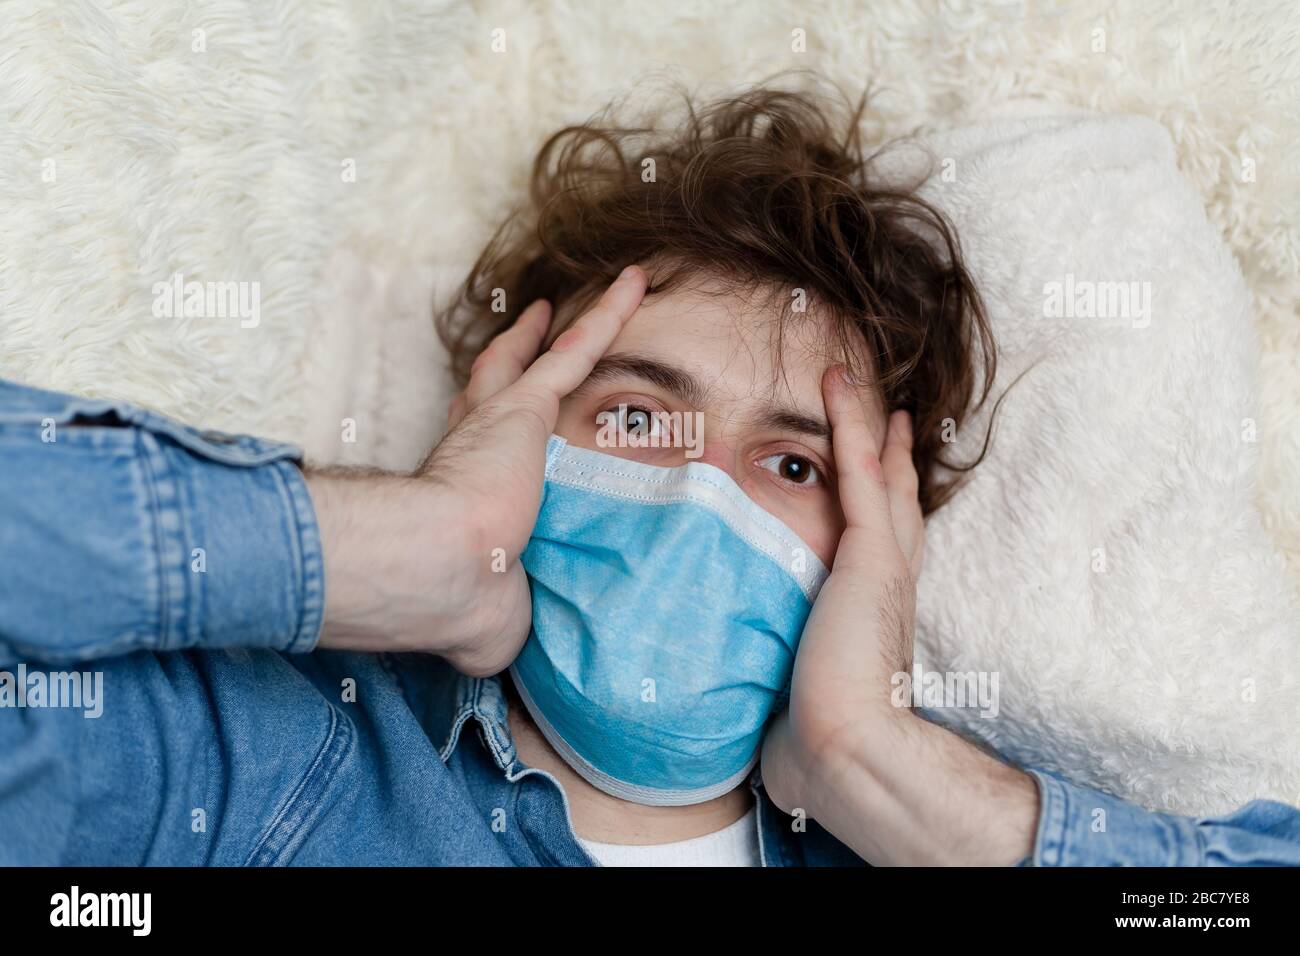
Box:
(0, 378), (324, 666)
(1020, 767), (1300, 866)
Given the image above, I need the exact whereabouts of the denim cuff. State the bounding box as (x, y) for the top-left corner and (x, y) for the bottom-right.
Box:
(1025, 767), (1206, 866)
(271, 459), (326, 653)
(144, 431), (325, 655)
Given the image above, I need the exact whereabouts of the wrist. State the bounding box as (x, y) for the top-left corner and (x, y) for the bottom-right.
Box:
(803, 703), (916, 820)
(800, 708), (1039, 866)
(306, 468), (478, 653)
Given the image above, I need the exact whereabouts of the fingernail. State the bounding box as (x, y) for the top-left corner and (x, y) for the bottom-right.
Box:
(838, 365), (854, 388)
(619, 265), (640, 282)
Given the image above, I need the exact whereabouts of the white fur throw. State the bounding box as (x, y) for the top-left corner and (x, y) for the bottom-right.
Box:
(1, 1), (1296, 815)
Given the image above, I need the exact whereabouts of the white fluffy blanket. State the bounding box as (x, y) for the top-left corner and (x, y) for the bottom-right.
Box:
(2, 1), (1296, 814)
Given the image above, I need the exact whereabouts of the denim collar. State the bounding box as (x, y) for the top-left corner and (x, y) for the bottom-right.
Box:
(383, 655), (515, 769)
(440, 671), (516, 768)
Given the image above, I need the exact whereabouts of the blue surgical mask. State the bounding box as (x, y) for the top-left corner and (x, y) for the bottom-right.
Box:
(508, 435), (829, 806)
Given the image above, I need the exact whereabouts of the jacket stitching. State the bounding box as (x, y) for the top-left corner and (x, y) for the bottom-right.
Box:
(134, 429), (174, 653)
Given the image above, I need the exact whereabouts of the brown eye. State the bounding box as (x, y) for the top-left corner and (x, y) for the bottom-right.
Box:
(624, 407), (653, 437)
(595, 403), (667, 445)
(759, 453), (822, 486)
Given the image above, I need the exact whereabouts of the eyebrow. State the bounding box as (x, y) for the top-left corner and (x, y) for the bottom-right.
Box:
(577, 352), (832, 442)
(753, 408), (832, 442)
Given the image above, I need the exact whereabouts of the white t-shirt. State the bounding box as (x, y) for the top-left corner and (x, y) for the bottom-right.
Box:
(576, 806), (761, 867)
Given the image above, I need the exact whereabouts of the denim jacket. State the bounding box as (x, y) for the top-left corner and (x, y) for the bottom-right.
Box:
(1, 376), (1297, 866)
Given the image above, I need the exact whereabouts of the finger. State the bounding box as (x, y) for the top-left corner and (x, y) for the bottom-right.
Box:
(881, 410), (923, 574)
(823, 364), (894, 540)
(446, 391), (468, 430)
(511, 265), (646, 403)
(466, 299), (553, 408)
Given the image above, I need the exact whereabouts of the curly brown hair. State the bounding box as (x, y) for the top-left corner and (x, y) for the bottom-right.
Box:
(436, 77), (997, 514)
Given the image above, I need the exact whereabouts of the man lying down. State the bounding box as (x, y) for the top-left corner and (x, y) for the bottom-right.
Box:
(1, 84), (1297, 866)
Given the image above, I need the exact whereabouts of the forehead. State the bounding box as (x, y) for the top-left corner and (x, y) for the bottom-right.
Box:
(600, 273), (845, 405)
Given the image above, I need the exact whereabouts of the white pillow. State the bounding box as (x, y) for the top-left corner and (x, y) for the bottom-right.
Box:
(883, 114), (1300, 815)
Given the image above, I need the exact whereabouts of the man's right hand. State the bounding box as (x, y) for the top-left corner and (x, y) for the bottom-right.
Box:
(305, 266), (647, 676)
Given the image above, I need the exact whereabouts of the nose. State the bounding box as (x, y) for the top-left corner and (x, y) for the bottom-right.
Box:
(690, 441), (739, 479)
